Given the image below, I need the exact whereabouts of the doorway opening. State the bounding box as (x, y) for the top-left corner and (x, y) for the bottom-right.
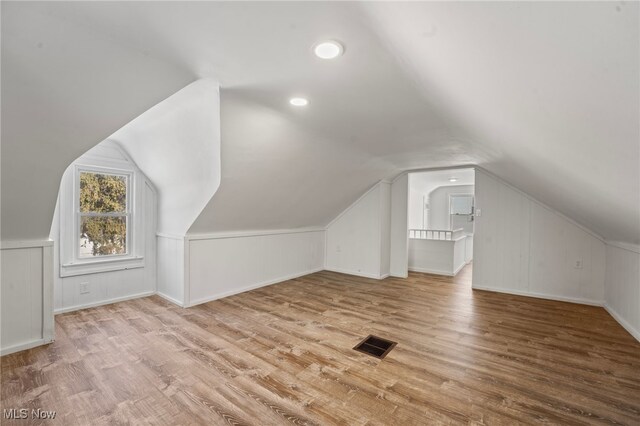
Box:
(406, 168), (475, 279)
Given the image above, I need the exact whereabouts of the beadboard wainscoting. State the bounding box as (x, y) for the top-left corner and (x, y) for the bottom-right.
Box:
(157, 229), (325, 308)
(409, 235), (470, 277)
(325, 181), (392, 279)
(51, 142), (158, 314)
(604, 242), (640, 341)
(0, 240), (54, 355)
(156, 234), (187, 306)
(473, 169), (606, 306)
(186, 229), (325, 307)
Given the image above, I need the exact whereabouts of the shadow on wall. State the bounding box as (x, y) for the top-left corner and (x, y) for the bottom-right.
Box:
(110, 78), (222, 236)
(1, 1), (195, 241)
(47, 78), (222, 312)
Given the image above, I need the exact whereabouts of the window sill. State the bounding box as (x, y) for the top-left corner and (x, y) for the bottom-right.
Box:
(60, 256), (145, 277)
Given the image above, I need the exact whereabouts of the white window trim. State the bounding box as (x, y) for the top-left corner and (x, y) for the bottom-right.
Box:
(449, 193), (474, 216)
(74, 165), (133, 262)
(60, 160), (146, 277)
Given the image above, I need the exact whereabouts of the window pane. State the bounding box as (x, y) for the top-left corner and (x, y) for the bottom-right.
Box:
(80, 216), (127, 257)
(450, 195), (473, 215)
(80, 172), (127, 213)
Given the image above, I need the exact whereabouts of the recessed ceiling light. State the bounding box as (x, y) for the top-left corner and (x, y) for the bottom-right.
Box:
(449, 177), (458, 183)
(289, 97), (309, 107)
(313, 40), (344, 59)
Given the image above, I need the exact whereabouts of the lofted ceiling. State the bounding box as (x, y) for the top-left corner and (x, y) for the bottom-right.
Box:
(1, 2), (638, 244)
(111, 79), (221, 236)
(0, 1), (194, 240)
(410, 169), (476, 198)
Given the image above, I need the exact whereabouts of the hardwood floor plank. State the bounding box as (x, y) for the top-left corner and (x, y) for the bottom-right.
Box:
(2, 265), (639, 425)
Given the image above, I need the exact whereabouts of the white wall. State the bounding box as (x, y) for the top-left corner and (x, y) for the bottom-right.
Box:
(109, 80), (221, 310)
(51, 141), (157, 313)
(454, 236), (467, 273)
(1, 241), (54, 355)
(428, 185), (474, 230)
(187, 230), (325, 307)
(325, 182), (391, 279)
(390, 174), (409, 278)
(156, 229), (325, 308)
(1, 2), (193, 241)
(409, 237), (467, 276)
(408, 169), (475, 231)
(55, 267), (155, 314)
(365, 2), (640, 245)
(464, 235), (474, 264)
(473, 169), (606, 305)
(408, 188), (427, 229)
(112, 79), (221, 236)
(379, 184), (392, 278)
(156, 235), (186, 306)
(604, 243), (640, 341)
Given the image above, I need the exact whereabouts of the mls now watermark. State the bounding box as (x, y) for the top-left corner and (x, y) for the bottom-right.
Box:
(4, 408), (57, 420)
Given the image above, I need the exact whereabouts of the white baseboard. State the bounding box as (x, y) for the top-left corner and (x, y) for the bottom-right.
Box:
(156, 291), (185, 307)
(1, 337), (54, 356)
(324, 267), (387, 280)
(186, 267), (323, 307)
(604, 303), (640, 342)
(453, 261), (467, 276)
(409, 267), (454, 276)
(54, 291), (155, 314)
(472, 285), (604, 307)
(390, 272), (409, 278)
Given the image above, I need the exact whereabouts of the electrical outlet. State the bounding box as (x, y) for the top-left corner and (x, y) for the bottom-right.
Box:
(336, 245), (341, 253)
(80, 282), (90, 294)
(476, 208), (482, 217)
(574, 259), (583, 269)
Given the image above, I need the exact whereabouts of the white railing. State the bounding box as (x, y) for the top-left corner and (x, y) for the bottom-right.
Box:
(409, 228), (464, 241)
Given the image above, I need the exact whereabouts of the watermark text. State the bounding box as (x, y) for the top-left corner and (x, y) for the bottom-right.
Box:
(3, 408), (57, 420)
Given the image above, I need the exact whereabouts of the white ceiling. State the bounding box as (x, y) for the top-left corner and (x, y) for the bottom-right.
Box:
(409, 169), (475, 198)
(2, 2), (638, 244)
(361, 1), (640, 244)
(1, 2), (194, 240)
(111, 79), (221, 236)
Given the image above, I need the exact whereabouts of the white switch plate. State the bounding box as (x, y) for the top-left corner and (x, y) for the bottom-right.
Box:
(476, 209), (482, 217)
(80, 282), (90, 294)
(574, 259), (583, 269)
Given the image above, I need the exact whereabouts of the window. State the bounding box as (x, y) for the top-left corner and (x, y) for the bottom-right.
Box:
(78, 171), (130, 258)
(58, 142), (151, 278)
(450, 194), (474, 215)
(449, 194), (475, 234)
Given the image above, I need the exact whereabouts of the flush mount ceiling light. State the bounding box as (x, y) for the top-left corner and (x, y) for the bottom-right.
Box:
(313, 40), (344, 59)
(449, 177), (458, 183)
(289, 97), (309, 107)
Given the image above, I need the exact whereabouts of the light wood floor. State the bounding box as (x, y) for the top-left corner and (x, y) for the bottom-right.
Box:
(2, 265), (639, 425)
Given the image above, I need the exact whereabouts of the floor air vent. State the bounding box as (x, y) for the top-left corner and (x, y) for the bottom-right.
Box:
(353, 335), (397, 359)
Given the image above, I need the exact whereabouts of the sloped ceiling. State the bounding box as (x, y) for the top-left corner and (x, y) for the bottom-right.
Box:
(361, 1), (639, 244)
(2, 2), (638, 244)
(111, 79), (221, 236)
(410, 169), (476, 198)
(0, 2), (195, 240)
